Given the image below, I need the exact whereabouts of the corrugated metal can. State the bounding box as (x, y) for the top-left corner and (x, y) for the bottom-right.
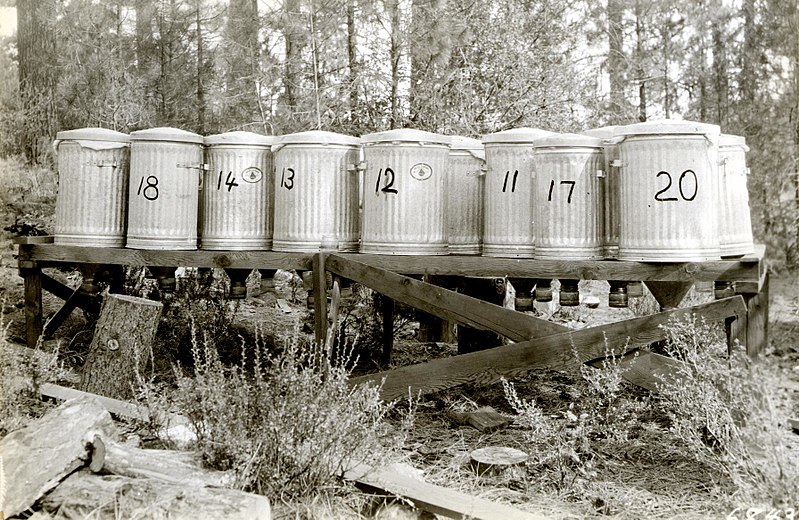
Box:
(616, 120), (721, 262)
(533, 134), (604, 260)
(718, 134), (755, 257)
(201, 131), (274, 250)
(482, 128), (556, 257)
(582, 126), (620, 258)
(271, 131), (361, 252)
(447, 136), (484, 255)
(54, 128), (130, 247)
(127, 127), (204, 250)
(360, 129), (451, 255)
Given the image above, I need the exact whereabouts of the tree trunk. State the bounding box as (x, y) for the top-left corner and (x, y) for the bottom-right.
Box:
(634, 0), (646, 122)
(80, 294), (164, 400)
(713, 22), (729, 127)
(17, 0), (58, 164)
(282, 0), (305, 121)
(347, 0), (359, 129)
(196, 2), (206, 134)
(388, 0), (401, 128)
(606, 0), (626, 123)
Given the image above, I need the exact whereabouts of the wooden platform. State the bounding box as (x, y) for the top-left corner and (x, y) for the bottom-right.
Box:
(16, 238), (769, 397)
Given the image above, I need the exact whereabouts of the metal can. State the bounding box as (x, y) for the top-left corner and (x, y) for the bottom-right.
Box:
(482, 128), (556, 257)
(54, 128), (130, 247)
(718, 134), (755, 257)
(447, 136), (484, 255)
(201, 131), (274, 250)
(582, 125), (620, 258)
(271, 131), (361, 252)
(360, 129), (451, 255)
(127, 127), (204, 250)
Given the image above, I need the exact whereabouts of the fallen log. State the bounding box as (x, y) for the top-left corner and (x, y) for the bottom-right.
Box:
(41, 470), (271, 520)
(80, 293), (163, 400)
(0, 397), (117, 518)
(88, 435), (233, 488)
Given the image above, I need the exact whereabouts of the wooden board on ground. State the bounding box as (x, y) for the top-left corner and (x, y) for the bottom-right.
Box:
(350, 296), (745, 401)
(345, 463), (544, 520)
(80, 293), (163, 400)
(42, 470), (271, 520)
(0, 397), (117, 518)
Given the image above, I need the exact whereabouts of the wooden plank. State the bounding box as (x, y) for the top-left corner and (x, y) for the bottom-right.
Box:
(34, 380), (151, 421)
(24, 244), (312, 270)
(381, 295), (395, 367)
(13, 235), (55, 244)
(42, 289), (82, 338)
(351, 296), (746, 401)
(611, 351), (682, 392)
(345, 463), (544, 520)
(20, 244), (764, 282)
(22, 266), (43, 348)
(329, 253), (763, 282)
(325, 254), (564, 342)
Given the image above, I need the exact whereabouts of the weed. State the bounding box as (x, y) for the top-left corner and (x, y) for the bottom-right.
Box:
(161, 319), (412, 500)
(656, 315), (799, 507)
(0, 155), (57, 236)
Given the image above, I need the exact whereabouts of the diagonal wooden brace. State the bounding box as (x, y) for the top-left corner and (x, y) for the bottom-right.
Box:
(350, 295), (746, 401)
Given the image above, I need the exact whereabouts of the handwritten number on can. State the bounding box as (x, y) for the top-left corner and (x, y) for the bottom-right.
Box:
(217, 171), (239, 192)
(280, 167), (296, 190)
(137, 175), (159, 201)
(654, 169), (698, 202)
(547, 179), (576, 203)
(502, 170), (519, 193)
(375, 167), (398, 195)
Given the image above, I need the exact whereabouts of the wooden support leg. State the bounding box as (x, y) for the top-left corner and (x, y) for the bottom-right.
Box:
(644, 281), (693, 311)
(312, 253), (328, 351)
(381, 295), (395, 367)
(21, 266), (43, 348)
(457, 277), (505, 354)
(740, 271), (769, 358)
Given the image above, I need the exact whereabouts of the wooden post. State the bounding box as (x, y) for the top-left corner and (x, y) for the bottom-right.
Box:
(21, 265), (43, 348)
(80, 294), (164, 400)
(457, 277), (505, 354)
(381, 294), (395, 367)
(740, 271), (769, 357)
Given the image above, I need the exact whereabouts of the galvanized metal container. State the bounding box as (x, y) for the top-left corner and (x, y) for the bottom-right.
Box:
(481, 128), (556, 257)
(54, 128), (130, 247)
(582, 126), (621, 258)
(718, 134), (755, 257)
(447, 136), (484, 255)
(201, 131), (274, 250)
(616, 120), (721, 262)
(360, 129), (451, 255)
(127, 127), (204, 250)
(533, 134), (604, 260)
(271, 131), (361, 252)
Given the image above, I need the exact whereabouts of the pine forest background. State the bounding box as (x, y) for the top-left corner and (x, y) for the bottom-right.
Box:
(0, 0), (797, 267)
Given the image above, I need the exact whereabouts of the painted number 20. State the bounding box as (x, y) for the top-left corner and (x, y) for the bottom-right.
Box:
(654, 169), (698, 202)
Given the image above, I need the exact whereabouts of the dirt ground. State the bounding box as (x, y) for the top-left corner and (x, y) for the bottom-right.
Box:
(2, 232), (798, 519)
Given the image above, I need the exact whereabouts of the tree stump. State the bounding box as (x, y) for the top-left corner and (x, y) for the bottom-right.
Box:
(80, 294), (164, 400)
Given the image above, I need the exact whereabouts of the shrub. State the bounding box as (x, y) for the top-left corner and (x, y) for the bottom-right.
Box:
(655, 316), (799, 507)
(169, 320), (412, 500)
(0, 155), (57, 236)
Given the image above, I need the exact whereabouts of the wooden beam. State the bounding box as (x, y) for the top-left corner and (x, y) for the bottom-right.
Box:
(744, 271), (769, 357)
(42, 289), (83, 339)
(350, 296), (746, 401)
(381, 295), (395, 367)
(344, 464), (544, 520)
(325, 254), (564, 342)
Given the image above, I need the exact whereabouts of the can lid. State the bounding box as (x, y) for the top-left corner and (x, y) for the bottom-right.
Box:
(204, 131), (274, 146)
(580, 126), (617, 139)
(481, 127), (556, 144)
(56, 127), (130, 143)
(615, 119), (720, 138)
(273, 130), (360, 147)
(449, 136), (485, 160)
(534, 133), (603, 148)
(719, 133), (747, 148)
(130, 127), (204, 144)
(361, 128), (451, 145)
